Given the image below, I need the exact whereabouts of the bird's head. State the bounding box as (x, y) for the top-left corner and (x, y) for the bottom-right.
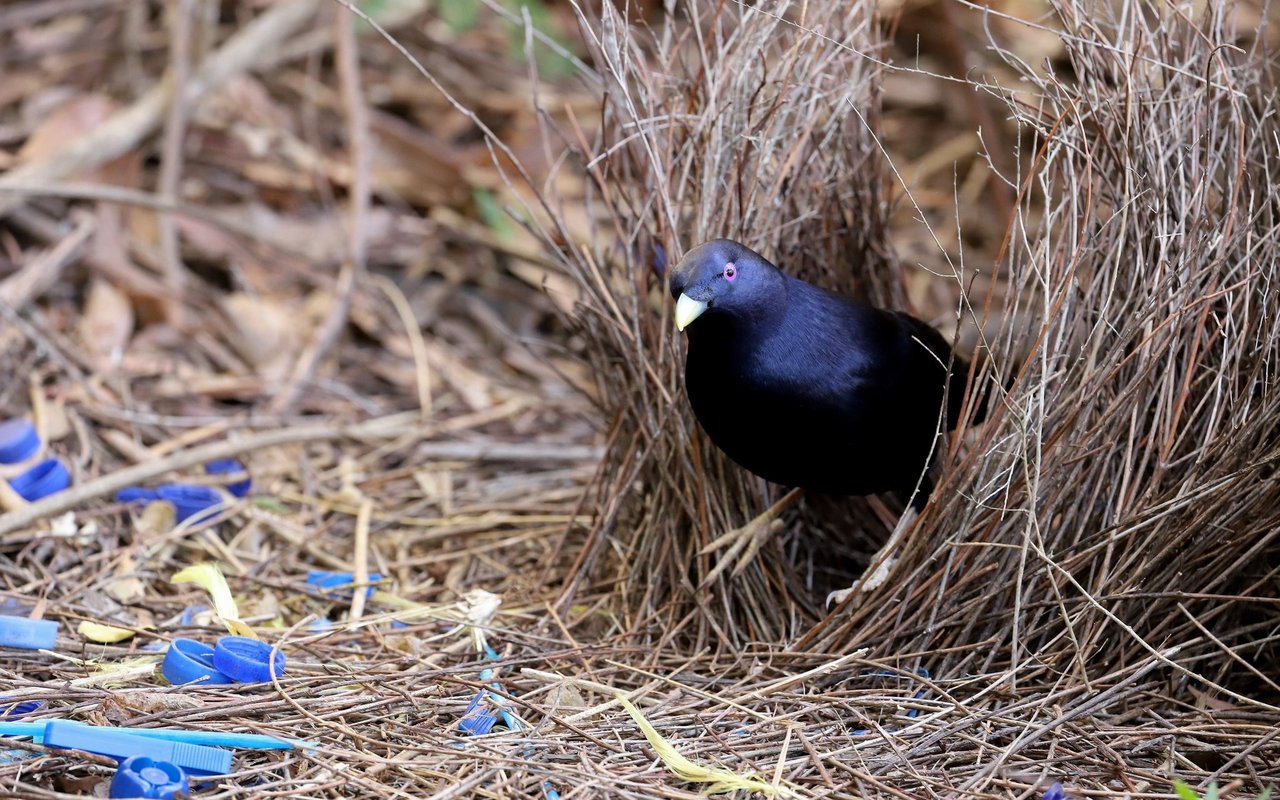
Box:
(668, 239), (784, 332)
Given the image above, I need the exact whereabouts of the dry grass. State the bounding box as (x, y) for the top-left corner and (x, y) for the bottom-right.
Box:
(0, 0), (1277, 797)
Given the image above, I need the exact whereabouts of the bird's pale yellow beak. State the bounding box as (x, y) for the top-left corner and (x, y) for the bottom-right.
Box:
(675, 293), (709, 332)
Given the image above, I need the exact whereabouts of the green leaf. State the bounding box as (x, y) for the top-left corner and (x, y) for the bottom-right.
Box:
(1173, 780), (1201, 800)
(472, 187), (516, 239)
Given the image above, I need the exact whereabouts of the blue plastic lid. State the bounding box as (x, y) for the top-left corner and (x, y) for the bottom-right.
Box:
(109, 755), (189, 799)
(0, 419), (40, 464)
(212, 636), (285, 682)
(43, 721), (232, 775)
(162, 639), (232, 686)
(9, 458), (70, 502)
(0, 615), (58, 650)
(204, 459), (251, 497)
(306, 570), (383, 599)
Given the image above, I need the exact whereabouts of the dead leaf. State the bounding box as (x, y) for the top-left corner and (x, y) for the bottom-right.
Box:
(222, 292), (300, 379)
(79, 279), (134, 367)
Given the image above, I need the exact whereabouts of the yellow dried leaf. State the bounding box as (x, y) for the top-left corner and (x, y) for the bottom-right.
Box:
(77, 621), (136, 643)
(615, 694), (795, 797)
(171, 563), (257, 639)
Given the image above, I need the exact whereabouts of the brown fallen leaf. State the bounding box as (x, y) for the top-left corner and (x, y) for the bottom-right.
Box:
(79, 279), (134, 368)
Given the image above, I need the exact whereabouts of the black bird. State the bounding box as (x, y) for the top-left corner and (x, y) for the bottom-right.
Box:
(670, 239), (977, 595)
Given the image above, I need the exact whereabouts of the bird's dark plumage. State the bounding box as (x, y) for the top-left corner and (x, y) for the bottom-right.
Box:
(670, 239), (974, 506)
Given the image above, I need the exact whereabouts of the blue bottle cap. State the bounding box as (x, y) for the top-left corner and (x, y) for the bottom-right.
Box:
(0, 615), (58, 650)
(212, 636), (285, 682)
(162, 639), (232, 686)
(109, 755), (189, 799)
(0, 419), (40, 464)
(204, 459), (251, 497)
(9, 458), (71, 502)
(43, 721), (232, 775)
(306, 570), (383, 599)
(155, 485), (223, 523)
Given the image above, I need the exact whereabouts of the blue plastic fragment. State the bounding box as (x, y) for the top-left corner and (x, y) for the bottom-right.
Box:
(0, 700), (43, 718)
(0, 419), (40, 464)
(212, 636), (285, 682)
(543, 782), (561, 800)
(156, 485), (223, 522)
(306, 570), (382, 599)
(109, 755), (188, 799)
(162, 639), (232, 686)
(117, 484), (224, 523)
(43, 721), (232, 775)
(1043, 782), (1066, 800)
(0, 615), (58, 650)
(458, 690), (500, 736)
(205, 459), (251, 497)
(9, 458), (70, 501)
(1, 721), (312, 750)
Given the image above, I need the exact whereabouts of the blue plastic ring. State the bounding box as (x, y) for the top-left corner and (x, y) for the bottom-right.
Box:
(162, 638), (232, 686)
(212, 636), (285, 682)
(109, 755), (189, 799)
(9, 458), (71, 502)
(0, 419), (40, 464)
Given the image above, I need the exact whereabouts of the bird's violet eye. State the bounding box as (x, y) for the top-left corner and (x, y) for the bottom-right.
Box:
(723, 263), (737, 281)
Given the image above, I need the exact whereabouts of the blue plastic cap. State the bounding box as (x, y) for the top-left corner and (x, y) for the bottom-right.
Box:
(9, 458), (71, 502)
(1043, 783), (1066, 800)
(212, 636), (285, 682)
(0, 419), (40, 464)
(306, 570), (382, 599)
(162, 639), (232, 686)
(204, 459), (251, 497)
(43, 721), (232, 775)
(0, 615), (58, 650)
(110, 755), (189, 799)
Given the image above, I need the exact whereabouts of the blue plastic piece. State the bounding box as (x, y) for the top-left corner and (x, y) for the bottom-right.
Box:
(117, 485), (224, 523)
(212, 636), (285, 682)
(0, 721), (313, 750)
(43, 721), (232, 775)
(204, 459), (251, 497)
(1043, 783), (1066, 800)
(157, 485), (223, 522)
(109, 755), (188, 799)
(9, 459), (70, 501)
(162, 639), (231, 686)
(0, 419), (40, 464)
(0, 615), (57, 650)
(0, 700), (43, 718)
(306, 570), (382, 599)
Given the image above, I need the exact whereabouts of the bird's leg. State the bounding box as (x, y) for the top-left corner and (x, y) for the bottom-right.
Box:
(698, 487), (804, 586)
(825, 505), (920, 609)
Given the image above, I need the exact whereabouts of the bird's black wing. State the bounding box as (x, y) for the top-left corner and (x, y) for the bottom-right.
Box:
(886, 310), (979, 429)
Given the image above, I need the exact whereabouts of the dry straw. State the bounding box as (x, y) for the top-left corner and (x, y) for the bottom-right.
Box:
(527, 0), (1280, 792)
